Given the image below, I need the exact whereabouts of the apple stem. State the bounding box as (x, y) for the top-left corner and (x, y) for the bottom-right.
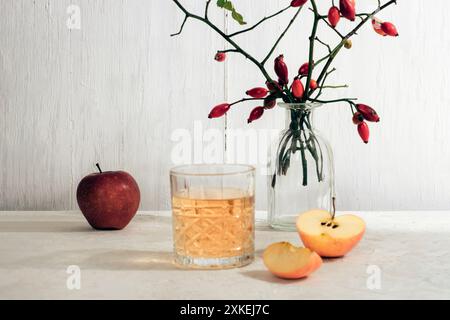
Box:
(331, 197), (336, 220)
(95, 163), (103, 173)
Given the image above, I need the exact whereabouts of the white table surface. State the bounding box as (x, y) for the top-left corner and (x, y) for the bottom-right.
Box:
(0, 211), (449, 300)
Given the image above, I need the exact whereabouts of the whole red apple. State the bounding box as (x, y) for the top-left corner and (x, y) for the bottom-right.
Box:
(76, 164), (140, 230)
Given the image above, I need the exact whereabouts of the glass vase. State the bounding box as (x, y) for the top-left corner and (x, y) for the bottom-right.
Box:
(268, 103), (335, 231)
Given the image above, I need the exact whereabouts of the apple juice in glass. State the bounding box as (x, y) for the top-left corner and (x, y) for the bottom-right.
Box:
(170, 164), (255, 269)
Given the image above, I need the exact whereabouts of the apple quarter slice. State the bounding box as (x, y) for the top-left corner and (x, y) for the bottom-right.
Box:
(263, 242), (322, 279)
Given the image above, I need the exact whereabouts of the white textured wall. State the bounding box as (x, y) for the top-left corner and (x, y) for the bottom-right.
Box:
(1, 0), (449, 211)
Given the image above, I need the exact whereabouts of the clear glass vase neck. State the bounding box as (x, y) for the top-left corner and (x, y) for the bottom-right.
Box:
(278, 102), (321, 129)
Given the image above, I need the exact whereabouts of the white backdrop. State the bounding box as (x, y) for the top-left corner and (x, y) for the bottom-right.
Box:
(1, 0), (449, 211)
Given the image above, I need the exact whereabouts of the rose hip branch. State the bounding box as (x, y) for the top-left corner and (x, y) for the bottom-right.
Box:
(172, 0), (398, 185)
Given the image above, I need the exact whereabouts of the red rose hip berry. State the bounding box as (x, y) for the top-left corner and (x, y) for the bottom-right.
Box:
(214, 52), (226, 62)
(208, 103), (230, 119)
(291, 0), (308, 7)
(248, 107), (265, 123)
(246, 87), (268, 99)
(381, 22), (399, 37)
(357, 122), (370, 144)
(292, 78), (305, 99)
(328, 6), (341, 28)
(275, 55), (289, 86)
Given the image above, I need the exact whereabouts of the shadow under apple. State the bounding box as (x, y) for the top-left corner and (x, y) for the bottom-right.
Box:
(240, 270), (310, 284)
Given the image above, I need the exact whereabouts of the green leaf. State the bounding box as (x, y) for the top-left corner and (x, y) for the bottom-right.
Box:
(231, 10), (246, 25)
(224, 3), (233, 10)
(216, 0), (246, 25)
(217, 0), (231, 10)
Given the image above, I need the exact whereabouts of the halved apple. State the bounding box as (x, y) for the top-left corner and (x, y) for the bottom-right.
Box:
(263, 242), (322, 279)
(296, 210), (365, 258)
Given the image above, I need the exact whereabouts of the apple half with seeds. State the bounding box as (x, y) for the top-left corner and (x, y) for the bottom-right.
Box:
(297, 209), (365, 258)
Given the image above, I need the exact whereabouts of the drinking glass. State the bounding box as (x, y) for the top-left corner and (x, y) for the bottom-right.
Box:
(170, 164), (255, 269)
